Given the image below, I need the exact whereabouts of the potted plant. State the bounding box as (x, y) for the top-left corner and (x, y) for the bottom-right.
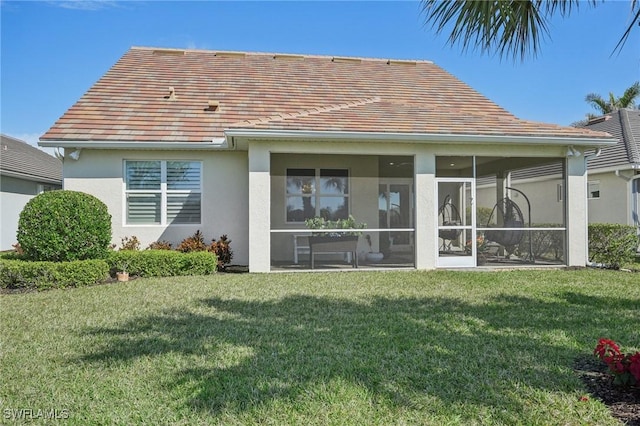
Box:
(304, 215), (366, 268)
(116, 261), (129, 282)
(365, 234), (384, 263)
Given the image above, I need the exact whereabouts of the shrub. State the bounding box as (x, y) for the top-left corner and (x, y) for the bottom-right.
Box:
(119, 236), (141, 251)
(17, 190), (112, 262)
(209, 235), (233, 269)
(177, 230), (207, 252)
(147, 240), (172, 250)
(0, 258), (109, 290)
(516, 224), (564, 261)
(107, 250), (217, 277)
(588, 223), (638, 269)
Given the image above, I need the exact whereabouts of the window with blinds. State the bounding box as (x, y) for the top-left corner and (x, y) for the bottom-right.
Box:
(124, 160), (201, 225)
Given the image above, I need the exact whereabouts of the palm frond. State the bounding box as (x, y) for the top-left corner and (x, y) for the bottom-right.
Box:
(421, 0), (594, 61)
(611, 1), (640, 56)
(619, 81), (640, 108)
(585, 93), (612, 114)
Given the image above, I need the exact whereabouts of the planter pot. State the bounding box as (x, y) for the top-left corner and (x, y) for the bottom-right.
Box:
(116, 272), (129, 282)
(308, 235), (359, 269)
(366, 252), (384, 263)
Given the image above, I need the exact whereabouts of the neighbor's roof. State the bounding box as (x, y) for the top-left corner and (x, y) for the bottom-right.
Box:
(1, 134), (62, 183)
(42, 46), (613, 143)
(580, 108), (640, 169)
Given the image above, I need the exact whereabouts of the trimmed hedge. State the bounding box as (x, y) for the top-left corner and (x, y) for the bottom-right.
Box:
(0, 258), (109, 290)
(17, 190), (112, 262)
(107, 250), (217, 277)
(588, 223), (639, 269)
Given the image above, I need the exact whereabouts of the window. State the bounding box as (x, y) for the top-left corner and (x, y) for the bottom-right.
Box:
(37, 184), (57, 194)
(588, 180), (600, 199)
(286, 168), (349, 222)
(124, 160), (201, 225)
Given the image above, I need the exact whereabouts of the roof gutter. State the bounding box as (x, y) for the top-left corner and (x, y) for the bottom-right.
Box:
(223, 129), (617, 147)
(1, 170), (62, 185)
(38, 138), (231, 150)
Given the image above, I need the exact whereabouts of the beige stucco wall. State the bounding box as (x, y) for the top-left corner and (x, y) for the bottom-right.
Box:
(587, 171), (630, 225)
(476, 176), (565, 226)
(62, 149), (249, 264)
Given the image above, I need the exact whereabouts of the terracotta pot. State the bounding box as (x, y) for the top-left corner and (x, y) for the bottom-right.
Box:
(116, 272), (129, 282)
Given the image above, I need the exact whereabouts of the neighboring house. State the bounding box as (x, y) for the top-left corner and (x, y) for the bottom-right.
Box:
(1, 134), (62, 250)
(40, 47), (616, 271)
(581, 109), (640, 231)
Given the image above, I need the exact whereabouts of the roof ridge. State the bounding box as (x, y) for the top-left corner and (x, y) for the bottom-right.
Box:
(232, 97), (382, 127)
(618, 109), (640, 164)
(130, 46), (434, 65)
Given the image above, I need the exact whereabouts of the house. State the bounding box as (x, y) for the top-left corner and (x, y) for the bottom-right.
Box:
(1, 134), (62, 250)
(581, 109), (640, 232)
(39, 47), (616, 271)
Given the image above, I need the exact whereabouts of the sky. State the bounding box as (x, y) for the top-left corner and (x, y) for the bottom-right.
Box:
(2, 0), (640, 155)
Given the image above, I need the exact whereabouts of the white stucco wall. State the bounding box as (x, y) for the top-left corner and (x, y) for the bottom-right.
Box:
(1, 175), (61, 251)
(62, 149), (249, 265)
(0, 191), (34, 250)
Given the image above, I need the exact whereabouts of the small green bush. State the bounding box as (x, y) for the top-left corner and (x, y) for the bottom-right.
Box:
(589, 223), (639, 269)
(107, 250), (217, 277)
(0, 258), (109, 290)
(17, 190), (112, 262)
(517, 224), (564, 261)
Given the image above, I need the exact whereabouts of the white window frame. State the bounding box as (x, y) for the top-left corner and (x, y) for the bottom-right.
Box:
(285, 168), (350, 223)
(588, 180), (600, 200)
(123, 160), (202, 226)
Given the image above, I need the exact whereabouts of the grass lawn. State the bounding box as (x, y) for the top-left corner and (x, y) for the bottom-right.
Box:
(1, 269), (638, 425)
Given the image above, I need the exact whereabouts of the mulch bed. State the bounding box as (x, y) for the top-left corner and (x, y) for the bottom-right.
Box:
(575, 355), (640, 425)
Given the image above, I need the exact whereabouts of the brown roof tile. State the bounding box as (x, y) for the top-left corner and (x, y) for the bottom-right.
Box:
(42, 47), (613, 143)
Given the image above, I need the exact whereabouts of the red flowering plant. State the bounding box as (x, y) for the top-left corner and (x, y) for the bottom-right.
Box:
(594, 338), (640, 386)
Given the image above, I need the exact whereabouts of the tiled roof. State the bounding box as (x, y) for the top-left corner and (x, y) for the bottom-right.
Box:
(580, 109), (640, 169)
(1, 134), (62, 183)
(42, 47), (613, 143)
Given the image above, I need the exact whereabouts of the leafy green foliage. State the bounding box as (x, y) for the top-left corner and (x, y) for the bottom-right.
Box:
(588, 223), (639, 269)
(305, 215), (366, 236)
(516, 224), (564, 261)
(107, 250), (217, 277)
(0, 258), (109, 290)
(17, 190), (112, 262)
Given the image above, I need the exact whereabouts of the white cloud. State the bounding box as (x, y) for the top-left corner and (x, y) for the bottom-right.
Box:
(47, 0), (119, 11)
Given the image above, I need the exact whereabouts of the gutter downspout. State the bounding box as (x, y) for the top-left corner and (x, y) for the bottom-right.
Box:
(583, 148), (602, 267)
(630, 172), (640, 252)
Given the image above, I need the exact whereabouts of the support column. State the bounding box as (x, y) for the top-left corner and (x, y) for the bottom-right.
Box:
(248, 143), (271, 272)
(566, 156), (588, 266)
(415, 150), (436, 269)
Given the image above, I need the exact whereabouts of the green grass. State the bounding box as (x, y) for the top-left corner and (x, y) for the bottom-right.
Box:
(1, 270), (638, 425)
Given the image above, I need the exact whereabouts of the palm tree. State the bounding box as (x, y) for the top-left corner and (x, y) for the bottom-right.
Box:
(585, 82), (640, 116)
(421, 0), (639, 61)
